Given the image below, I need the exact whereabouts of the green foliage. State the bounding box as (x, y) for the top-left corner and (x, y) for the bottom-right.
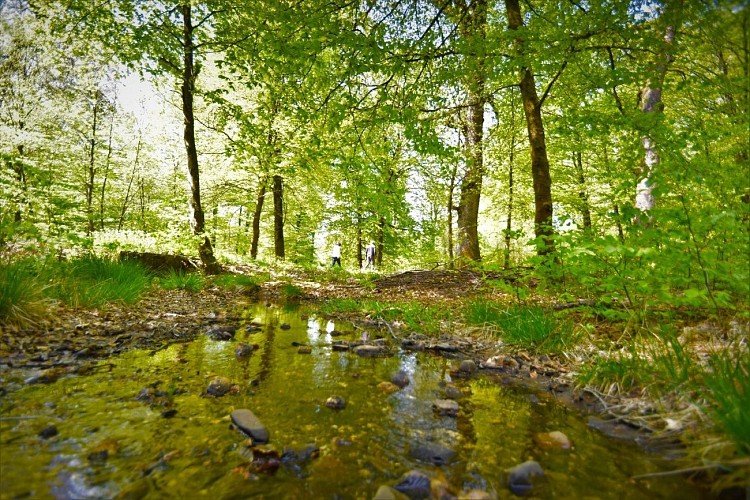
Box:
(466, 301), (576, 354)
(701, 351), (750, 456)
(159, 269), (204, 293)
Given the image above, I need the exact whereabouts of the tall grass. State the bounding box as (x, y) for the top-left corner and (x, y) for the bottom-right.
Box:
(51, 255), (152, 307)
(465, 300), (576, 354)
(1, 255), (152, 324)
(702, 351), (750, 457)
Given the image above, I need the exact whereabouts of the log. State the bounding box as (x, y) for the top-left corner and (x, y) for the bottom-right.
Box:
(119, 251), (198, 273)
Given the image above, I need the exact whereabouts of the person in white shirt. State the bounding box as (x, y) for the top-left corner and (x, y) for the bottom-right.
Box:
(364, 242), (376, 270)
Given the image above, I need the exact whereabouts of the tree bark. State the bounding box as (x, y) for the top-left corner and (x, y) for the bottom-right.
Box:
(573, 150), (592, 230)
(272, 174), (285, 259)
(455, 0), (487, 264)
(506, 0), (555, 255)
(635, 2), (683, 219)
(250, 178), (267, 260)
(86, 96), (99, 235)
(181, 4), (219, 273)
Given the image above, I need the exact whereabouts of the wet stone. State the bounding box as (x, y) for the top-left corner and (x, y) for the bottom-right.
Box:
(391, 370), (410, 388)
(410, 441), (456, 466)
(231, 409), (269, 444)
(280, 324), (291, 330)
(207, 376), (236, 397)
(506, 460), (544, 495)
(377, 381), (400, 394)
(235, 343), (254, 357)
(444, 385), (463, 400)
(353, 344), (386, 357)
(374, 484), (408, 500)
(205, 326), (235, 341)
(297, 345), (312, 354)
(393, 469), (432, 498)
(534, 430), (572, 450)
(433, 399), (459, 417)
(331, 341), (349, 351)
(39, 425), (58, 439)
(459, 359), (477, 374)
(401, 339), (425, 351)
(325, 396), (346, 410)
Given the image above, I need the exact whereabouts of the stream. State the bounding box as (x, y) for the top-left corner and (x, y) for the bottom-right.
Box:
(0, 303), (708, 499)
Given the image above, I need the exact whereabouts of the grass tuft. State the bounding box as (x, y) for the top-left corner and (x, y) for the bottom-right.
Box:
(159, 269), (204, 292)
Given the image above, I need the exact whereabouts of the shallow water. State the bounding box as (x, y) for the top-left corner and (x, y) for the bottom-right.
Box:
(1, 303), (707, 499)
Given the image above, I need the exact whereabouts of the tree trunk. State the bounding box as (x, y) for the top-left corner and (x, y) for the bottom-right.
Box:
(86, 97), (98, 236)
(272, 174), (285, 259)
(636, 2), (683, 219)
(356, 218), (363, 269)
(573, 150), (592, 230)
(505, 145), (514, 270)
(446, 161), (457, 269)
(377, 216), (385, 267)
(181, 4), (219, 273)
(506, 0), (555, 255)
(455, 0), (487, 264)
(250, 178), (267, 260)
(99, 111), (114, 230)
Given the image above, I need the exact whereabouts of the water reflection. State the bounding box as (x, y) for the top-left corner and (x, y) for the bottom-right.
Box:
(0, 303), (709, 499)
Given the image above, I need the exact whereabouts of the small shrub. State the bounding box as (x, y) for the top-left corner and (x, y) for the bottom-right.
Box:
(212, 273), (261, 293)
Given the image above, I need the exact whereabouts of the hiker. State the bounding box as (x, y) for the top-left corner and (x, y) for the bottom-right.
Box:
(364, 241), (376, 270)
(331, 242), (342, 267)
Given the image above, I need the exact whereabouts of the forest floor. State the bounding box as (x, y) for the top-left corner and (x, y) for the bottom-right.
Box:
(1, 267), (746, 489)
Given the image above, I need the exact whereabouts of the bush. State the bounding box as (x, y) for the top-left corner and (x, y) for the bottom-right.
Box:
(159, 269), (204, 292)
(0, 259), (47, 325)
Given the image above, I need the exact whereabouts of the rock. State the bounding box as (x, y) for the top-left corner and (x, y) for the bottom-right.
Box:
(297, 346), (312, 354)
(444, 385), (463, 400)
(354, 344), (386, 357)
(231, 409), (269, 444)
(393, 469), (432, 498)
(533, 431), (572, 450)
(410, 441), (456, 466)
(373, 485), (408, 500)
(329, 330), (345, 337)
(401, 339), (425, 351)
(482, 355), (519, 370)
(280, 324), (291, 330)
(506, 460), (544, 495)
(325, 396), (346, 410)
(331, 341), (349, 351)
(459, 489), (494, 499)
(39, 425), (58, 439)
(378, 381), (400, 394)
(391, 370), (410, 388)
(161, 409), (178, 418)
(433, 399), (459, 417)
(207, 376), (236, 397)
(235, 343), (254, 357)
(459, 359), (477, 374)
(206, 326), (235, 341)
(250, 445), (281, 474)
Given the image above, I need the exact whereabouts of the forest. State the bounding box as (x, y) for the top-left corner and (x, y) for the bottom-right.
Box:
(1, 0), (748, 497)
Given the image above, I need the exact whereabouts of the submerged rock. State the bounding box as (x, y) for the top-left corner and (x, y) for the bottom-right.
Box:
(297, 345), (312, 354)
(231, 409), (269, 444)
(459, 359), (477, 374)
(533, 430), (572, 450)
(205, 326), (235, 341)
(410, 441), (456, 466)
(391, 370), (410, 388)
(393, 469), (432, 498)
(433, 399), (459, 417)
(506, 460), (544, 495)
(235, 343), (254, 357)
(325, 396), (346, 410)
(378, 381), (400, 394)
(39, 425), (58, 439)
(354, 344), (386, 357)
(331, 341), (349, 351)
(207, 376), (237, 397)
(373, 484), (409, 500)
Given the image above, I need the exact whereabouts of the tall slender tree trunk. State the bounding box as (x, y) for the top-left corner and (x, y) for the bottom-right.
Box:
(356, 218), (363, 269)
(377, 216), (385, 267)
(181, 4), (219, 273)
(504, 147), (514, 270)
(250, 178), (267, 260)
(13, 141), (26, 223)
(455, 0), (487, 264)
(99, 112), (114, 230)
(446, 161), (457, 269)
(506, 0), (555, 255)
(573, 150), (592, 230)
(272, 174), (285, 259)
(86, 98), (99, 236)
(635, 2), (683, 220)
